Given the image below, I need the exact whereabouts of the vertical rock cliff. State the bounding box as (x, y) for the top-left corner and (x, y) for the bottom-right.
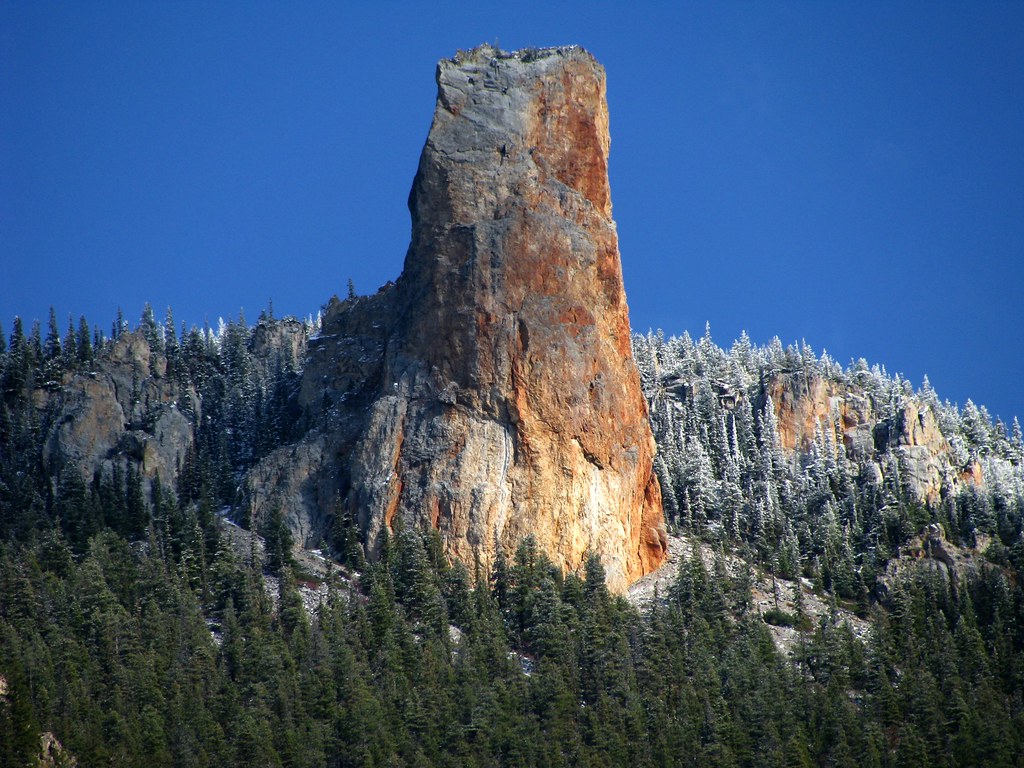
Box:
(245, 45), (666, 591)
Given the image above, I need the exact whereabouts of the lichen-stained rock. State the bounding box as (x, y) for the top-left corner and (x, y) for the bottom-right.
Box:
(246, 45), (666, 592)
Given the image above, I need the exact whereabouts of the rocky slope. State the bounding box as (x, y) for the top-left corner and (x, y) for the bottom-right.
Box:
(241, 45), (666, 592)
(627, 533), (872, 657)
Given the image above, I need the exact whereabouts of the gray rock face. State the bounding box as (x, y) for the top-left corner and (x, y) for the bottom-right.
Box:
(43, 374), (126, 477)
(42, 331), (196, 485)
(297, 289), (397, 427)
(251, 317), (308, 377)
(242, 436), (336, 546)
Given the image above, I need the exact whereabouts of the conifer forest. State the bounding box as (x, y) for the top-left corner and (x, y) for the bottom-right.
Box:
(1, 308), (1023, 767)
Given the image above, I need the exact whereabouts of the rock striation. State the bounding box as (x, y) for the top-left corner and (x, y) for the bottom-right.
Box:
(243, 45), (666, 591)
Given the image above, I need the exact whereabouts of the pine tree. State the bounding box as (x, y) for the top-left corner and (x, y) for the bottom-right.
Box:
(140, 302), (163, 353)
(40, 307), (64, 388)
(113, 306), (126, 340)
(2, 317), (29, 396)
(124, 463), (148, 540)
(28, 320), (42, 368)
(44, 306), (62, 361)
(76, 315), (94, 364)
(62, 313), (78, 369)
(56, 465), (96, 552)
(163, 307), (180, 380)
(261, 504), (294, 576)
(0, 661), (40, 766)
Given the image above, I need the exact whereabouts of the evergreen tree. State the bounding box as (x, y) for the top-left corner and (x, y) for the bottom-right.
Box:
(113, 306), (126, 340)
(61, 313), (77, 369)
(140, 302), (163, 353)
(76, 315), (93, 365)
(43, 306), (62, 362)
(261, 505), (294, 576)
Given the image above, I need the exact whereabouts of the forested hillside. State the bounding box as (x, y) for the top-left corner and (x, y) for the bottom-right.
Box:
(0, 305), (309, 551)
(632, 328), (1024, 597)
(1, 308), (1023, 766)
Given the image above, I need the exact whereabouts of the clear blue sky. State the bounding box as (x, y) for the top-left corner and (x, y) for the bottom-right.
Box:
(2, 2), (1022, 423)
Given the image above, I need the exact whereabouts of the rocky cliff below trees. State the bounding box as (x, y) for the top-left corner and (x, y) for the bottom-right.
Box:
(35, 315), (310, 493)
(40, 330), (198, 487)
(241, 45), (667, 592)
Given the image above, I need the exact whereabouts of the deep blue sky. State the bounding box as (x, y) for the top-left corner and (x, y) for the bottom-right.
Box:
(2, 2), (1022, 423)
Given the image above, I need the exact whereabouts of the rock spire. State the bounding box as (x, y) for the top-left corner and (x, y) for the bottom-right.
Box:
(249, 44), (667, 591)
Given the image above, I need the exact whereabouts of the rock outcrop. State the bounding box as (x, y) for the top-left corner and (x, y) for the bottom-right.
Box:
(878, 523), (994, 597)
(764, 373), (871, 455)
(37, 316), (309, 501)
(37, 732), (78, 768)
(40, 331), (198, 486)
(763, 370), (978, 504)
(243, 45), (666, 591)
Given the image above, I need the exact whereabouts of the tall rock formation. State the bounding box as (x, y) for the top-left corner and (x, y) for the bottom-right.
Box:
(244, 44), (666, 591)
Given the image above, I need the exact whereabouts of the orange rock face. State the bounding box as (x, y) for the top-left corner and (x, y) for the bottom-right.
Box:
(764, 370), (983, 504)
(245, 45), (666, 592)
(366, 45), (665, 591)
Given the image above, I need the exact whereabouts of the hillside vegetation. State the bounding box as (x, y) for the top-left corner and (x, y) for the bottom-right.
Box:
(0, 309), (1022, 767)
